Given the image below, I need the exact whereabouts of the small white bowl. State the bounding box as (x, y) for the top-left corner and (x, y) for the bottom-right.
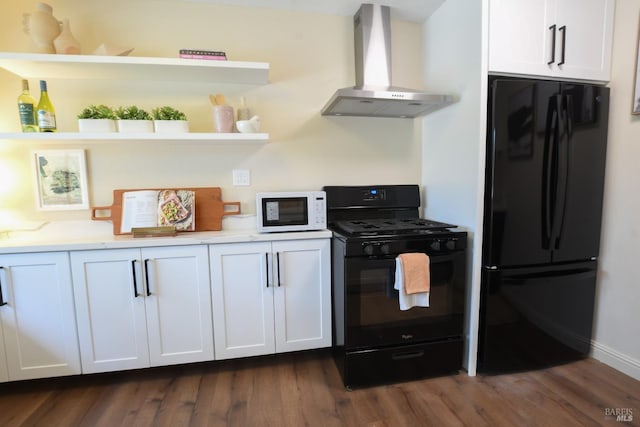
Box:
(236, 117), (260, 133)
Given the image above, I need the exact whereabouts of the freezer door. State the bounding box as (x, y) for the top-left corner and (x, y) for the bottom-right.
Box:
(484, 78), (560, 267)
(478, 261), (597, 373)
(551, 84), (609, 263)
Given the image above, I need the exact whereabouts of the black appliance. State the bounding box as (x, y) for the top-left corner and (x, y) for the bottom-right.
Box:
(324, 185), (468, 389)
(478, 77), (609, 373)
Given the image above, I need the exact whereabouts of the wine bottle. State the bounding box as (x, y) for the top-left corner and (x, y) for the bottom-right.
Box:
(17, 79), (38, 132)
(37, 80), (57, 132)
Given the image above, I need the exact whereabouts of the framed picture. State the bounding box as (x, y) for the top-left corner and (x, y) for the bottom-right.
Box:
(634, 16), (640, 115)
(33, 149), (89, 210)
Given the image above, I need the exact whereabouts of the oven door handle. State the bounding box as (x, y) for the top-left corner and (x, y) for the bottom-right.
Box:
(392, 350), (425, 360)
(363, 252), (462, 263)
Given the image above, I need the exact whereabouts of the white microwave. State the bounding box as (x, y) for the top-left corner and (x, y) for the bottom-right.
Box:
(256, 191), (327, 233)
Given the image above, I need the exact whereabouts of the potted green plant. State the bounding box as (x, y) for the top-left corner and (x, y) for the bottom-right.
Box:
(115, 105), (154, 133)
(77, 104), (117, 132)
(152, 106), (189, 133)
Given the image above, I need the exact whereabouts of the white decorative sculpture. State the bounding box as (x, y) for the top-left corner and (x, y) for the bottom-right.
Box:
(22, 3), (61, 54)
(54, 18), (81, 54)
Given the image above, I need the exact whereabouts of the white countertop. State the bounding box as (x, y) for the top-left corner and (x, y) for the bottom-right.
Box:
(0, 218), (333, 254)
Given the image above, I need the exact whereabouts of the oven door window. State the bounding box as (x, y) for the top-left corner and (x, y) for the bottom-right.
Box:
(344, 252), (465, 350)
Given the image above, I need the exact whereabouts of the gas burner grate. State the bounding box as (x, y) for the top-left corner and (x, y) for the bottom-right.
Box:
(333, 218), (456, 236)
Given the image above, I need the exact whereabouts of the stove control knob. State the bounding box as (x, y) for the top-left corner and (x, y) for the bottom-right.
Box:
(363, 244), (375, 256)
(445, 239), (457, 250)
(380, 243), (390, 255)
(430, 240), (441, 251)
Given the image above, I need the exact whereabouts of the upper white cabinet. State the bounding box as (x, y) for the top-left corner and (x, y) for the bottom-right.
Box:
(70, 245), (213, 373)
(209, 239), (331, 360)
(0, 252), (81, 382)
(488, 0), (614, 82)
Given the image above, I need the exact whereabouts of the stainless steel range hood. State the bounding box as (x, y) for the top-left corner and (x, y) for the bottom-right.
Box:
(321, 3), (456, 118)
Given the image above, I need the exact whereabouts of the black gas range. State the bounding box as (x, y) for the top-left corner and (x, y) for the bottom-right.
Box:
(324, 185), (468, 389)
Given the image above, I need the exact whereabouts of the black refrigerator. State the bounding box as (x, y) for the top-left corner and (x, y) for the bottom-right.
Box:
(478, 76), (609, 373)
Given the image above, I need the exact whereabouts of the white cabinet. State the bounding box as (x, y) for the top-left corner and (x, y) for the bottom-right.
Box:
(70, 245), (213, 373)
(0, 252), (81, 381)
(488, 0), (614, 81)
(209, 239), (331, 360)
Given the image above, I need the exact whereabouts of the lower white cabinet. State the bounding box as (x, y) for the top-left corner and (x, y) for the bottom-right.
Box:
(0, 252), (81, 382)
(209, 239), (331, 360)
(70, 245), (213, 373)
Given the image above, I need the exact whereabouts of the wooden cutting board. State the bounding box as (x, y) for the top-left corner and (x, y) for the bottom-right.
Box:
(91, 187), (241, 235)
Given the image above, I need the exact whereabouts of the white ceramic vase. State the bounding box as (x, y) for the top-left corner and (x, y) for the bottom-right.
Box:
(54, 19), (81, 55)
(22, 3), (61, 54)
(117, 120), (154, 133)
(78, 119), (117, 133)
(154, 120), (189, 133)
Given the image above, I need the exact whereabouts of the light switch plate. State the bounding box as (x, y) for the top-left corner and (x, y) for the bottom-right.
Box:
(232, 169), (251, 186)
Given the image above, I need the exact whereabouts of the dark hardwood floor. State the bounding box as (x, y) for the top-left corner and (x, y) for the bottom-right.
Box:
(0, 349), (637, 426)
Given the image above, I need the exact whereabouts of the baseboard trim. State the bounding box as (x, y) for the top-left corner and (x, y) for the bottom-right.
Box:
(591, 340), (640, 381)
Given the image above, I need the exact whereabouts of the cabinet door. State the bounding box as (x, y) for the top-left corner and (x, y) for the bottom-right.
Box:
(272, 239), (331, 352)
(143, 245), (213, 366)
(0, 252), (80, 381)
(488, 0), (613, 81)
(70, 249), (150, 373)
(488, 0), (552, 77)
(209, 242), (275, 360)
(553, 0), (613, 81)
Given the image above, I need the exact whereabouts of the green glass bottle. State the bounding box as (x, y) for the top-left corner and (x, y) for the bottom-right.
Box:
(17, 79), (38, 132)
(37, 80), (57, 132)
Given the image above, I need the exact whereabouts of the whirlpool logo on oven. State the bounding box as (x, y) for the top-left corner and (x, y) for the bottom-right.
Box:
(401, 334), (414, 340)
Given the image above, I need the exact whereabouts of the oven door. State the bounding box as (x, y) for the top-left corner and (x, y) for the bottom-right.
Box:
(344, 250), (466, 350)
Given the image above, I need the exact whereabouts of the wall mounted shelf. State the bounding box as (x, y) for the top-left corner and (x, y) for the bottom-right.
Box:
(0, 52), (270, 84)
(0, 132), (269, 144)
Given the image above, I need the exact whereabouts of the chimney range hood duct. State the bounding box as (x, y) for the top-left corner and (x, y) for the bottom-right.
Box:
(321, 3), (456, 118)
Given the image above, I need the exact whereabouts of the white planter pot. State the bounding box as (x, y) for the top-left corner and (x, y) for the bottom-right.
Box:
(154, 120), (189, 133)
(78, 119), (117, 133)
(117, 119), (154, 133)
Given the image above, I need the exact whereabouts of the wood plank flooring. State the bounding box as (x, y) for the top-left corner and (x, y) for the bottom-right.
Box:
(0, 349), (637, 426)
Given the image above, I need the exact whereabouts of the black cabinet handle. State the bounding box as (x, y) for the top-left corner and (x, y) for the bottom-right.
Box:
(547, 24), (556, 65)
(558, 25), (566, 65)
(0, 266), (7, 306)
(265, 253), (270, 288)
(143, 258), (151, 296)
(276, 252), (281, 287)
(131, 260), (140, 297)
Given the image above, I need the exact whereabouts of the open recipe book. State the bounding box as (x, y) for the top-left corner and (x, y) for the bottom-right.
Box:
(120, 189), (195, 233)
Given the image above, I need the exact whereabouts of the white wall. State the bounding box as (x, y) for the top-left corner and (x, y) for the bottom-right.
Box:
(421, 0), (486, 375)
(0, 0), (425, 224)
(591, 0), (640, 380)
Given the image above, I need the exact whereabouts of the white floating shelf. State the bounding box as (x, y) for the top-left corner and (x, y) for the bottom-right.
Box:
(0, 52), (270, 84)
(0, 132), (269, 144)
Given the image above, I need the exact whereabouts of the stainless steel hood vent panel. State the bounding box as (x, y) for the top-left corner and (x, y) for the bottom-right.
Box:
(322, 3), (456, 118)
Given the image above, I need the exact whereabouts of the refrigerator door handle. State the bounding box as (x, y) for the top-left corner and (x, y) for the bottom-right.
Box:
(551, 95), (572, 250)
(542, 94), (559, 249)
